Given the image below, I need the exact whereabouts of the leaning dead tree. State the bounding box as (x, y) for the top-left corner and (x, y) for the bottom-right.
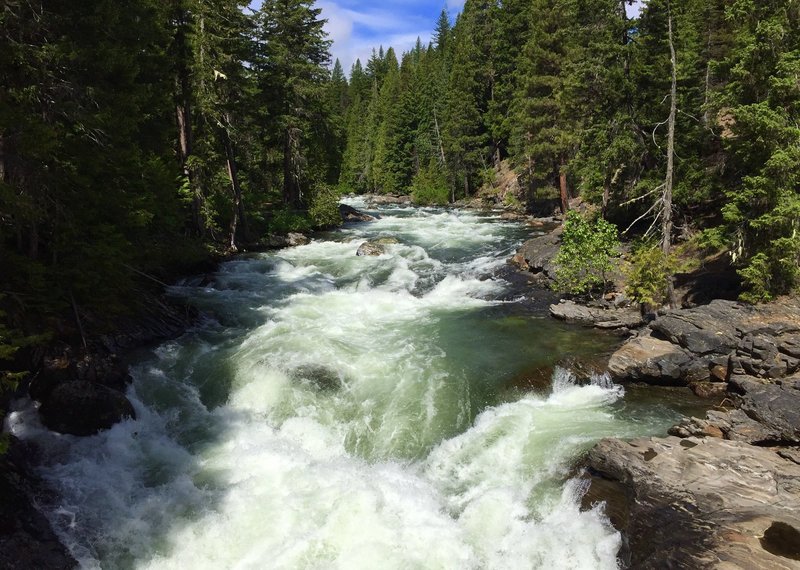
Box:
(623, 1), (678, 308)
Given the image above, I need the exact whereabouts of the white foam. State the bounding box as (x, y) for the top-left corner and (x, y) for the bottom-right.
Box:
(7, 204), (644, 569)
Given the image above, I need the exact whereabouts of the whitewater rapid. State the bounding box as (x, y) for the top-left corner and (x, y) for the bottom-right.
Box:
(8, 200), (692, 569)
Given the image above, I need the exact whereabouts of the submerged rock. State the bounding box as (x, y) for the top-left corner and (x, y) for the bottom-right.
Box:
(290, 365), (343, 391)
(38, 381), (136, 436)
(583, 436), (800, 569)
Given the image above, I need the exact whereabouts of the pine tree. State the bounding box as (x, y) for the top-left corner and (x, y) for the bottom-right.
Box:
(253, 0), (332, 209)
(444, 0), (495, 198)
(715, 0), (800, 300)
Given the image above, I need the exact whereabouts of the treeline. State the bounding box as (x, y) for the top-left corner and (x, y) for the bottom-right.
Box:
(339, 0), (799, 301)
(0, 0), (343, 319)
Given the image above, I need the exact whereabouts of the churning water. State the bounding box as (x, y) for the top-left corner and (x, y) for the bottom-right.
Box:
(8, 200), (699, 569)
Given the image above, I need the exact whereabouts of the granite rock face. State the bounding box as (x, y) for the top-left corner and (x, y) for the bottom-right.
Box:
(607, 298), (800, 393)
(607, 336), (693, 384)
(584, 436), (800, 569)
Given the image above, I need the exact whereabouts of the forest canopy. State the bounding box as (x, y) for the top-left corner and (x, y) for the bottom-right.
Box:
(0, 0), (798, 332)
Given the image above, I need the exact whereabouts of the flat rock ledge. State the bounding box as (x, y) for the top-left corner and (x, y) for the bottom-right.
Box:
(583, 436), (800, 569)
(550, 300), (644, 330)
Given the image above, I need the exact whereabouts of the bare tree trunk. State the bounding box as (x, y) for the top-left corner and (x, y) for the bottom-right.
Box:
(433, 108), (446, 166)
(663, 7), (678, 307)
(559, 158), (569, 214)
(222, 117), (244, 251)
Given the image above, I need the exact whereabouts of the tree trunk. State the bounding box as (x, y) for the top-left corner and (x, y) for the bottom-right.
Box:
(283, 127), (301, 209)
(559, 158), (569, 214)
(433, 108), (446, 167)
(174, 5), (204, 237)
(663, 8), (678, 307)
(0, 133), (5, 184)
(222, 117), (244, 251)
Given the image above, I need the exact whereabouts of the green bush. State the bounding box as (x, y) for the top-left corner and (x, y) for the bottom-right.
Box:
(411, 161), (450, 206)
(624, 243), (677, 308)
(554, 211), (620, 296)
(308, 184), (344, 229)
(268, 207), (311, 235)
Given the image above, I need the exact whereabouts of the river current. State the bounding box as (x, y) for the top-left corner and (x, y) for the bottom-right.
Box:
(9, 200), (699, 569)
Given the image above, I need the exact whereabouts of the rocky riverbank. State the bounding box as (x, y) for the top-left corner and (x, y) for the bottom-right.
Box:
(508, 219), (800, 568)
(581, 298), (800, 568)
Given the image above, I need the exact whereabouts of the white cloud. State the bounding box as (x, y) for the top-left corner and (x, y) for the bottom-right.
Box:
(319, 1), (433, 73)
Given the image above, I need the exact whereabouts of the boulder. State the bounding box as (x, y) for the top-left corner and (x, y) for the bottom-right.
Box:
(583, 436), (800, 569)
(549, 300), (643, 329)
(607, 335), (693, 385)
(39, 381), (136, 436)
(286, 232), (310, 247)
(650, 299), (743, 355)
(510, 229), (561, 280)
(372, 237), (400, 245)
(339, 203), (377, 223)
(367, 194), (411, 206)
(290, 365), (342, 391)
(728, 375), (800, 444)
(356, 241), (386, 256)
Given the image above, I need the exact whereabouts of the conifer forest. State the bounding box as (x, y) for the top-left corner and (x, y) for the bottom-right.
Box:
(1, 0), (798, 322)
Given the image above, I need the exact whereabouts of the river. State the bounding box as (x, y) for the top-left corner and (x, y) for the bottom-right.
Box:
(8, 199), (703, 569)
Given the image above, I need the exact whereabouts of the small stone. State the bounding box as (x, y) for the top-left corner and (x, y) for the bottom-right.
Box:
(710, 364), (729, 383)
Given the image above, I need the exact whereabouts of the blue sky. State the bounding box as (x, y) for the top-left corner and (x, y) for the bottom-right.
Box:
(318, 0), (644, 73)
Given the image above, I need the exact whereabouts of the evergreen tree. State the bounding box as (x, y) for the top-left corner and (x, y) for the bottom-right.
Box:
(253, 0), (332, 209)
(715, 0), (800, 300)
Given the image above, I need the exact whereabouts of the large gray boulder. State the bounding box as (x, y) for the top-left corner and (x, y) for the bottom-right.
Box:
(650, 300), (743, 355)
(583, 436), (800, 569)
(39, 381), (136, 436)
(510, 229), (561, 281)
(607, 335), (694, 385)
(339, 203), (377, 223)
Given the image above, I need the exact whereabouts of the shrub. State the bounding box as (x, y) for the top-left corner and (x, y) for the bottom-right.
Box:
(411, 161), (450, 206)
(624, 243), (678, 308)
(308, 184), (343, 229)
(554, 211), (620, 296)
(268, 207), (311, 235)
